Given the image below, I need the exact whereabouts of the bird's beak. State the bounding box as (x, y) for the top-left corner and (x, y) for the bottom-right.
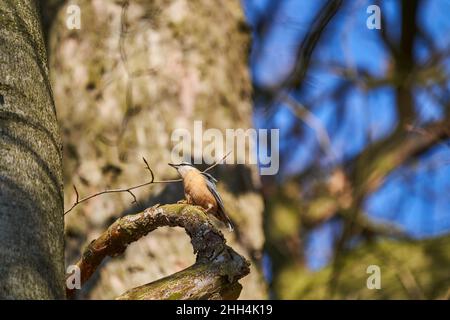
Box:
(168, 163), (178, 169)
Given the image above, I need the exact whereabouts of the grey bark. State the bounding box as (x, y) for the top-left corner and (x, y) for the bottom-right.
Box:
(0, 0), (64, 299)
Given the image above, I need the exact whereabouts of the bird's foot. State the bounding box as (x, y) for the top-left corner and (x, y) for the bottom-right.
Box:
(203, 207), (212, 214)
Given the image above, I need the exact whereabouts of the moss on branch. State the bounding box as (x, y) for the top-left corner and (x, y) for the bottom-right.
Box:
(67, 204), (250, 299)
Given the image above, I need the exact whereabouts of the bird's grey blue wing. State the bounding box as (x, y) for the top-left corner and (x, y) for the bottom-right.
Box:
(202, 175), (234, 231)
(203, 177), (225, 211)
(200, 172), (218, 184)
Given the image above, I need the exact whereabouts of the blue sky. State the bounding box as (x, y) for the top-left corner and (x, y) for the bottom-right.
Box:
(243, 0), (450, 270)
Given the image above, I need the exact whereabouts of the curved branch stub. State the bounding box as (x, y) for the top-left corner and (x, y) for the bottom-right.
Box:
(67, 204), (250, 300)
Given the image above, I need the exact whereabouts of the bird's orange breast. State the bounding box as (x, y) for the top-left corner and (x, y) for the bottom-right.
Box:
(183, 171), (218, 211)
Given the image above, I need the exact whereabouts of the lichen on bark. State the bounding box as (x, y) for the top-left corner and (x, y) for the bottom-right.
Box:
(0, 0), (64, 299)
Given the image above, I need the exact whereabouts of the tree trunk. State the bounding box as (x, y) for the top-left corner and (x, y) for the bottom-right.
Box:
(0, 0), (64, 299)
(46, 0), (267, 298)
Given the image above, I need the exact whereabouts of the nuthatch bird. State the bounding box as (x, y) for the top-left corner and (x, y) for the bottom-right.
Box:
(169, 162), (234, 231)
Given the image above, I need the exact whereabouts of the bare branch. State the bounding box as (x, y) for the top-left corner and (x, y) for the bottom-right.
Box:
(64, 167), (181, 215)
(281, 92), (336, 161)
(64, 152), (233, 215)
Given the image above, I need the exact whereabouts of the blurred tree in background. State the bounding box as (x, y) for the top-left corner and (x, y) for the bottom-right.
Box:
(42, 0), (266, 299)
(243, 0), (450, 299)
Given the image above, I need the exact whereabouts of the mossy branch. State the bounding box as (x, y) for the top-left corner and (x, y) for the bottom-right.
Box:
(67, 204), (250, 300)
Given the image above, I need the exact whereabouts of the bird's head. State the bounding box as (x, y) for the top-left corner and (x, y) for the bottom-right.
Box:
(168, 162), (198, 178)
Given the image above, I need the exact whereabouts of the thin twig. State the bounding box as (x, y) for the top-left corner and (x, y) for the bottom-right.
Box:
(73, 185), (79, 203)
(142, 157), (155, 181)
(64, 164), (180, 215)
(64, 153), (232, 215)
(280, 92), (336, 161)
(203, 151), (232, 173)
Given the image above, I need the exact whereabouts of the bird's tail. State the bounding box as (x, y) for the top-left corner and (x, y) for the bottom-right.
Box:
(226, 217), (234, 232)
(216, 210), (234, 232)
